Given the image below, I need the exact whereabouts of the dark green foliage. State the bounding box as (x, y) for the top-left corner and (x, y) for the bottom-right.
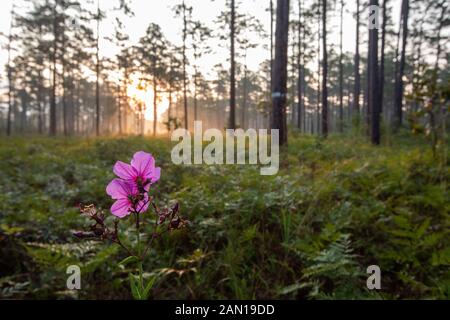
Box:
(0, 134), (448, 299)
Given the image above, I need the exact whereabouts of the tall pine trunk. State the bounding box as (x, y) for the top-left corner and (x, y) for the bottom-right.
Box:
(379, 0), (388, 114)
(117, 83), (122, 134)
(229, 0), (236, 129)
(95, 0), (101, 136)
(393, 0), (409, 131)
(62, 17), (68, 136)
(316, 0), (321, 135)
(353, 0), (361, 119)
(338, 0), (344, 132)
(296, 0), (302, 130)
(271, 0), (290, 145)
(6, 5), (14, 136)
(321, 0), (328, 137)
(50, 1), (58, 136)
(182, 1), (188, 129)
(369, 0), (381, 145)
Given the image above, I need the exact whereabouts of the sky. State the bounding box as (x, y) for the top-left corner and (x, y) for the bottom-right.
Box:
(0, 0), (402, 95)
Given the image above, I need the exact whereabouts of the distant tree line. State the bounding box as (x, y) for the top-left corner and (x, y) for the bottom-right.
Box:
(0, 0), (448, 148)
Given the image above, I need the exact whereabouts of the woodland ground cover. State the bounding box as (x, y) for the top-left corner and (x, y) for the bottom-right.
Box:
(0, 132), (448, 299)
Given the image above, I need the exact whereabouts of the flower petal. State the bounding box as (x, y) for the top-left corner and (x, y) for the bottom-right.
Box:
(113, 161), (137, 180)
(131, 151), (155, 178)
(111, 199), (132, 218)
(106, 179), (130, 200)
(149, 167), (161, 183)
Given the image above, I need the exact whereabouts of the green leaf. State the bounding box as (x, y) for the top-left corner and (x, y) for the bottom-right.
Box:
(142, 275), (158, 299)
(119, 256), (140, 266)
(278, 282), (309, 295)
(129, 274), (142, 300)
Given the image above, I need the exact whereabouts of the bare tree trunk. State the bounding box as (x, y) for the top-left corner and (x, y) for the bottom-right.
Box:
(270, 0), (274, 81)
(50, 1), (58, 136)
(95, 0), (101, 136)
(354, 0), (361, 119)
(62, 16), (68, 136)
(194, 66), (198, 121)
(338, 0), (344, 132)
(369, 0), (381, 145)
(296, 0), (302, 130)
(429, 2), (446, 157)
(182, 1), (188, 129)
(241, 64), (248, 128)
(117, 83), (122, 134)
(229, 0), (236, 129)
(271, 0), (290, 145)
(153, 73), (158, 136)
(316, 1), (321, 135)
(379, 0), (388, 115)
(6, 5), (14, 136)
(393, 0), (409, 131)
(76, 81), (80, 134)
(321, 0), (328, 137)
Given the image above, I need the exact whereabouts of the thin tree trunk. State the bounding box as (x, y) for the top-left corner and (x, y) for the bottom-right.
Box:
(229, 0), (236, 129)
(394, 0), (409, 131)
(429, 2), (446, 157)
(369, 0), (381, 145)
(321, 0), (328, 137)
(50, 1), (58, 136)
(182, 1), (188, 130)
(316, 1), (321, 135)
(6, 5), (14, 136)
(296, 0), (302, 130)
(379, 0), (388, 114)
(153, 73), (157, 136)
(62, 16), (68, 136)
(95, 0), (100, 136)
(117, 83), (122, 134)
(194, 66), (198, 121)
(354, 0), (361, 119)
(242, 64), (248, 128)
(271, 0), (290, 145)
(338, 0), (344, 132)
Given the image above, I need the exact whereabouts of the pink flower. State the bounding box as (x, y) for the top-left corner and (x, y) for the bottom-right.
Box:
(113, 151), (161, 191)
(106, 179), (150, 218)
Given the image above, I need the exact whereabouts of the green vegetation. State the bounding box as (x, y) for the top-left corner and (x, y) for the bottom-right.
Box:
(0, 133), (448, 299)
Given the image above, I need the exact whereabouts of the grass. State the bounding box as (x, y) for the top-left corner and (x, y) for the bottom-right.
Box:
(0, 133), (448, 299)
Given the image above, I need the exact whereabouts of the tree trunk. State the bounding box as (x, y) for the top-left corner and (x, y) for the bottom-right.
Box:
(229, 0), (236, 129)
(316, 1), (321, 135)
(153, 73), (158, 136)
(296, 0), (302, 130)
(62, 17), (68, 136)
(117, 83), (122, 134)
(353, 0), (361, 118)
(270, 0), (274, 80)
(50, 1), (58, 136)
(379, 0), (388, 114)
(429, 1), (446, 156)
(321, 0), (328, 137)
(6, 6), (14, 136)
(241, 65), (248, 128)
(182, 1), (188, 130)
(271, 0), (290, 145)
(194, 66), (198, 121)
(369, 0), (381, 145)
(338, 0), (344, 132)
(95, 0), (101, 136)
(393, 0), (409, 131)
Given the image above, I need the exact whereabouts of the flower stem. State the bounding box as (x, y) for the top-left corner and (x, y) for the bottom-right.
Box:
(135, 212), (145, 295)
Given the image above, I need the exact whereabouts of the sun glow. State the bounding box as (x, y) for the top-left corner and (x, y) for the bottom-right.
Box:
(127, 74), (170, 122)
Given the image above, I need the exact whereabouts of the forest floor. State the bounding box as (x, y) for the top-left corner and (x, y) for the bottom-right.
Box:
(0, 133), (448, 299)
